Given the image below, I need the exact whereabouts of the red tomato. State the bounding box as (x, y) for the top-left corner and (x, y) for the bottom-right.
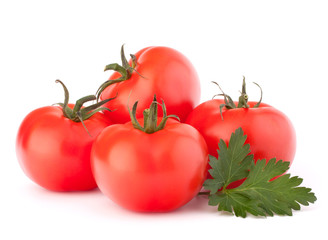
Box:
(91, 118), (208, 212)
(99, 46), (200, 123)
(16, 105), (111, 191)
(16, 81), (112, 191)
(186, 84), (296, 187)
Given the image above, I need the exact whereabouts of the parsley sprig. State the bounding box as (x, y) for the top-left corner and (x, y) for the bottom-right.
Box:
(203, 128), (317, 217)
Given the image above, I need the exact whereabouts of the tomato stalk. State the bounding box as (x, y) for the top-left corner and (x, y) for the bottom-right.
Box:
(128, 95), (180, 134)
(55, 80), (115, 134)
(96, 45), (143, 100)
(212, 77), (263, 120)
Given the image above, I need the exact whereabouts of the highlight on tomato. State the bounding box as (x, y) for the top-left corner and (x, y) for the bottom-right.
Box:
(91, 95), (208, 212)
(96, 45), (200, 123)
(16, 80), (113, 191)
(186, 77), (296, 187)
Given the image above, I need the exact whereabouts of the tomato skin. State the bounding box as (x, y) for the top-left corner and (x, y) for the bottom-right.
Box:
(100, 46), (200, 123)
(16, 105), (111, 191)
(186, 99), (296, 184)
(91, 119), (208, 212)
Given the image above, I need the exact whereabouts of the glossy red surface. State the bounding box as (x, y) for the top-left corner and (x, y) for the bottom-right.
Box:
(100, 46), (200, 123)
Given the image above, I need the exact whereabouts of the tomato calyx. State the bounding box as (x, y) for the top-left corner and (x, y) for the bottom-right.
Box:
(96, 45), (143, 100)
(212, 76), (263, 120)
(128, 95), (180, 134)
(55, 80), (115, 134)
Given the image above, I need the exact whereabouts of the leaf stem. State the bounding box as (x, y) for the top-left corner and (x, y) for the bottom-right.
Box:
(198, 192), (210, 196)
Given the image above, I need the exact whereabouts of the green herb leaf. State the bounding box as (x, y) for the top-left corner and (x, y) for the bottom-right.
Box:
(203, 128), (253, 194)
(204, 128), (317, 217)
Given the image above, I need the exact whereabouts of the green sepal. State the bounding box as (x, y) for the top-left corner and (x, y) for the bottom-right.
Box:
(212, 77), (263, 120)
(72, 95), (96, 115)
(128, 101), (144, 131)
(128, 95), (180, 134)
(252, 82), (263, 108)
(96, 44), (142, 101)
(55, 80), (115, 123)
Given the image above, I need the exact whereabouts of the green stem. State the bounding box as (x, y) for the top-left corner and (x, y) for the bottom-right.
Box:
(237, 77), (249, 108)
(55, 80), (114, 123)
(212, 77), (264, 120)
(129, 95), (180, 134)
(96, 44), (141, 101)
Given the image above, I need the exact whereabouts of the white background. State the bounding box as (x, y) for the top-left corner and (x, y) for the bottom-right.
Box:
(1, 0), (327, 239)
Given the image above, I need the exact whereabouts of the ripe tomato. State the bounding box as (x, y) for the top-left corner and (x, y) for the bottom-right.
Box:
(91, 97), (208, 212)
(98, 46), (200, 123)
(16, 81), (112, 191)
(186, 80), (296, 187)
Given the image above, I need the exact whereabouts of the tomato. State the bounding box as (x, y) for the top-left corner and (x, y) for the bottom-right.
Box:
(98, 45), (200, 123)
(91, 97), (208, 212)
(16, 81), (112, 191)
(186, 80), (296, 187)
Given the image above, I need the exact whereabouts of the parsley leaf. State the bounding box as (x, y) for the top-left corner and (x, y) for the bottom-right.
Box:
(203, 128), (253, 194)
(204, 128), (317, 217)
